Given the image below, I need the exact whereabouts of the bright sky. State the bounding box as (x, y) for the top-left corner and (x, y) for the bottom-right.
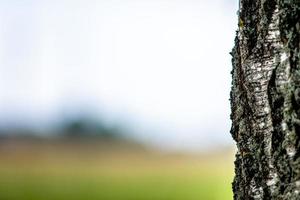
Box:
(0, 0), (238, 151)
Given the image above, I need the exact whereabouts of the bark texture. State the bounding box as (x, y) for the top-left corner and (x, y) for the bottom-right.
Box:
(230, 0), (300, 199)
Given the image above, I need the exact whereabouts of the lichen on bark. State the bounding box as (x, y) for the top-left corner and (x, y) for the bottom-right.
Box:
(230, 0), (300, 199)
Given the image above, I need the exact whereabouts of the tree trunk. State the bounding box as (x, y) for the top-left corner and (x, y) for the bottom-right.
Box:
(230, 0), (300, 199)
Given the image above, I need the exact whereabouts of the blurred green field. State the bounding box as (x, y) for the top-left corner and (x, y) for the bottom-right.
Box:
(0, 141), (234, 200)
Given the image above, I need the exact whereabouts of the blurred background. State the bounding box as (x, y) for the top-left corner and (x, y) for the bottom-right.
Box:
(0, 0), (238, 199)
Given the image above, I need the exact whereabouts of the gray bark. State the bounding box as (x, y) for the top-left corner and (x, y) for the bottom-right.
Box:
(230, 0), (300, 199)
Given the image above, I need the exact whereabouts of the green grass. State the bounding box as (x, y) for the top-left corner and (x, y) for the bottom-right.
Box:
(0, 145), (234, 200)
(0, 173), (232, 200)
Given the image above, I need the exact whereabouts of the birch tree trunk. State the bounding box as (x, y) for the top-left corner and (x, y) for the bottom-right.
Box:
(230, 0), (300, 199)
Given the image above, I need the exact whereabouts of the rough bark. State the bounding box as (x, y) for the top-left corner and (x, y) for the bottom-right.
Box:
(230, 0), (300, 199)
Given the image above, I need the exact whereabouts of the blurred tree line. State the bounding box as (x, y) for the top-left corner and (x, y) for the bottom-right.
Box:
(59, 117), (122, 140)
(0, 115), (126, 141)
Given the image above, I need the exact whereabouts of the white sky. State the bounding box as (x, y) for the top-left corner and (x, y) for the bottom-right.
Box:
(0, 0), (238, 151)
